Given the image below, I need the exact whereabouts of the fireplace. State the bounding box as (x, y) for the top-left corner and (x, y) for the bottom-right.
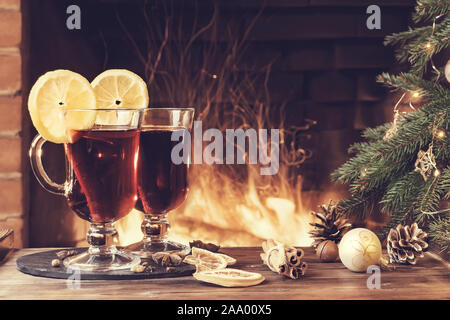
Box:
(1, 0), (414, 248)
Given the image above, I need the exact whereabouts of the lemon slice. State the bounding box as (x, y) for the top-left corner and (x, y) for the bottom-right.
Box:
(193, 268), (265, 287)
(28, 70), (97, 143)
(91, 69), (148, 109)
(183, 247), (227, 272)
(91, 69), (148, 125)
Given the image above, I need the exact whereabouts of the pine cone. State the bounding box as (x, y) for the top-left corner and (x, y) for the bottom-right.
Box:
(387, 223), (428, 265)
(309, 201), (352, 248)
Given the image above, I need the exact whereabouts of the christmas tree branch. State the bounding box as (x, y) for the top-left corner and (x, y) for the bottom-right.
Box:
(384, 15), (450, 75)
(429, 216), (450, 255)
(332, 0), (449, 251)
(413, 0), (450, 22)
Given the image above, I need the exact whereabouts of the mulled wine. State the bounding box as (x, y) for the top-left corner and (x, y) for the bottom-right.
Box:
(137, 128), (188, 215)
(66, 129), (140, 223)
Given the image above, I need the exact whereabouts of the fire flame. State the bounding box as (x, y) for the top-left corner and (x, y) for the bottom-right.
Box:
(117, 167), (314, 247)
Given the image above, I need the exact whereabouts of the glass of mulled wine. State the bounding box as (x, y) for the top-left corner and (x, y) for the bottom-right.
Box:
(29, 108), (144, 271)
(126, 108), (195, 257)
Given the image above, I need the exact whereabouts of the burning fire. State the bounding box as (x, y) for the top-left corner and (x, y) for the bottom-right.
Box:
(117, 167), (314, 247)
(112, 1), (322, 247)
(115, 117), (317, 247)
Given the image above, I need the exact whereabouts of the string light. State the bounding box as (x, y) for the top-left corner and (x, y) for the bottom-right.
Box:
(411, 90), (421, 98)
(408, 91), (420, 111)
(435, 129), (446, 139)
(360, 167), (368, 178)
(421, 207), (450, 215)
(384, 93), (406, 141)
(433, 169), (440, 177)
(429, 15), (444, 82)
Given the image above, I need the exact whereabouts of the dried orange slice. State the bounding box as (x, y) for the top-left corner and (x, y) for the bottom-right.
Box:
(183, 247), (227, 271)
(193, 268), (265, 287)
(216, 253), (237, 266)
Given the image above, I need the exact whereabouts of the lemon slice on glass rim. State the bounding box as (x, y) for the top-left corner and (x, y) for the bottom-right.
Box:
(90, 69), (149, 125)
(28, 69), (97, 144)
(91, 69), (148, 108)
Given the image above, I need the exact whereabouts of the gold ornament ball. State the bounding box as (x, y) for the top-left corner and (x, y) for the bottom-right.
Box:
(316, 240), (339, 262)
(338, 228), (382, 272)
(445, 59), (450, 83)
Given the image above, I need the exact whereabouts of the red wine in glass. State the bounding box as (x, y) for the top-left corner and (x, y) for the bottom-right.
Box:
(29, 107), (143, 271)
(137, 128), (188, 215)
(66, 129), (140, 223)
(126, 108), (194, 257)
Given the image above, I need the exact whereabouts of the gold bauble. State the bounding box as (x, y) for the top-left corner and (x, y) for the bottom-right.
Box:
(445, 59), (450, 83)
(338, 228), (382, 272)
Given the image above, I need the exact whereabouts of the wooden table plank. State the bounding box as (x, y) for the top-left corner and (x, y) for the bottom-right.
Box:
(0, 247), (449, 300)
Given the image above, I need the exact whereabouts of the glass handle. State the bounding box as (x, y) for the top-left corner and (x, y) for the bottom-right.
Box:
(29, 134), (67, 196)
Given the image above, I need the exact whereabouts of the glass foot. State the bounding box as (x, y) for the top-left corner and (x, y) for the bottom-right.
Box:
(63, 247), (140, 272)
(126, 240), (190, 258)
(127, 213), (190, 258)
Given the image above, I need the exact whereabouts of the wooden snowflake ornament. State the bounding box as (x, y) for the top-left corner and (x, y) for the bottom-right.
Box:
(414, 143), (437, 181)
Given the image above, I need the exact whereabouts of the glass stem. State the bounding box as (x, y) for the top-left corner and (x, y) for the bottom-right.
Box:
(87, 222), (118, 256)
(142, 214), (169, 245)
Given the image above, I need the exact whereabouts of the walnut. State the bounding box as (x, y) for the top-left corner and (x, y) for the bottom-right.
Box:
(152, 251), (185, 266)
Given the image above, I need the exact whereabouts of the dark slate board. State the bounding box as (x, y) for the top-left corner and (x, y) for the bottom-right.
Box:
(16, 248), (196, 280)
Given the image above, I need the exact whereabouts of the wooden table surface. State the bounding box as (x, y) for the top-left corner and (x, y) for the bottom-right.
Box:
(0, 247), (449, 300)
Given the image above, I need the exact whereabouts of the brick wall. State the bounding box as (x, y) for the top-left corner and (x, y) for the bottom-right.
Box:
(0, 0), (26, 247)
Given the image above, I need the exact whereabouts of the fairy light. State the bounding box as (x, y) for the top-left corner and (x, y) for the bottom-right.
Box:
(433, 169), (440, 177)
(435, 129), (446, 139)
(408, 90), (421, 111)
(411, 90), (421, 99)
(360, 167), (368, 178)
